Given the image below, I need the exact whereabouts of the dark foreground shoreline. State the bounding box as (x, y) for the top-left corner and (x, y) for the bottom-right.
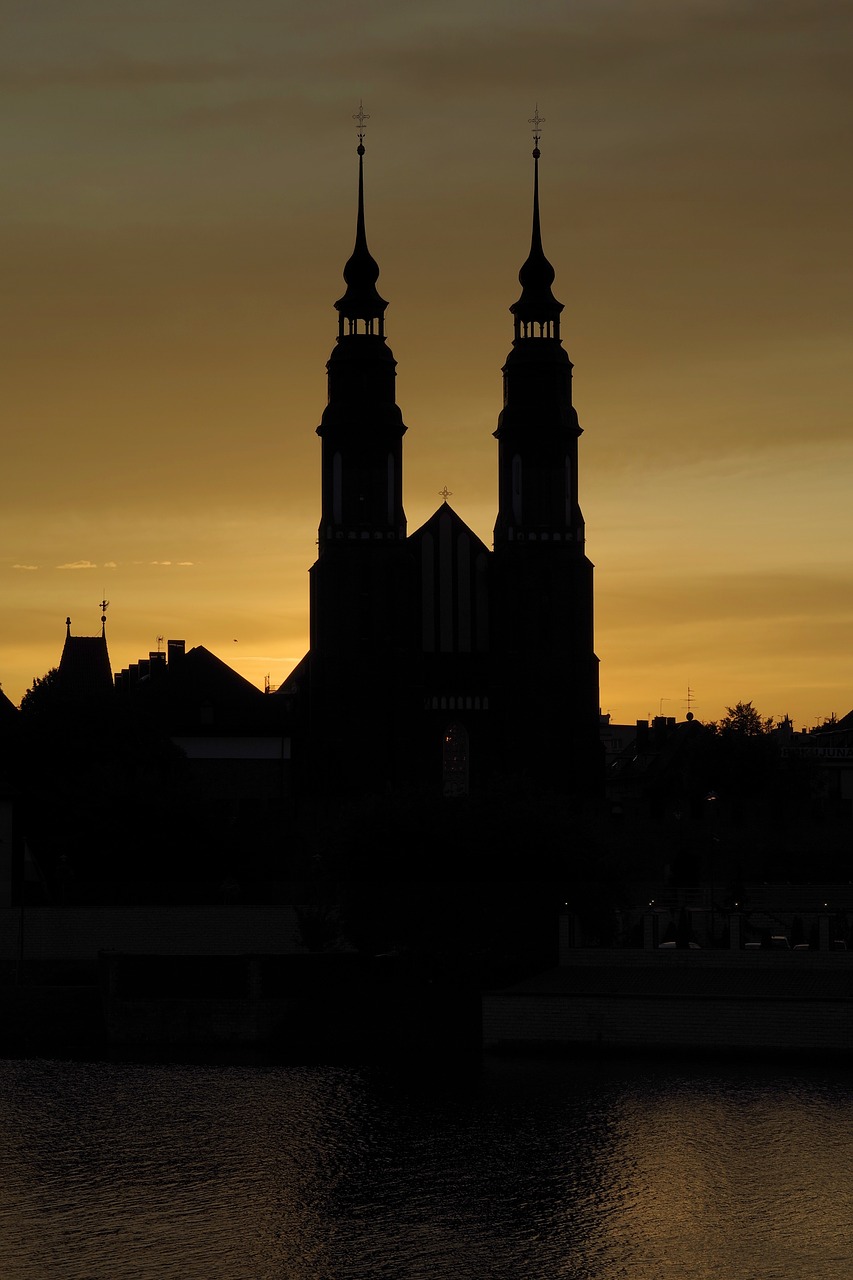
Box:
(3, 947), (852, 1063)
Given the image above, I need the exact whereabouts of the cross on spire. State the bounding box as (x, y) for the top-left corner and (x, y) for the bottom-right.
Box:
(353, 100), (370, 142)
(529, 105), (545, 151)
(439, 486), (453, 502)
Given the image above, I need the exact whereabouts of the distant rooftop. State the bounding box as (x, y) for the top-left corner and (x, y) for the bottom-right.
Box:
(58, 630), (113, 699)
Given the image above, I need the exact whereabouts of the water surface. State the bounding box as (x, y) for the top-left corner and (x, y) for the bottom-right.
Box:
(1, 1054), (850, 1278)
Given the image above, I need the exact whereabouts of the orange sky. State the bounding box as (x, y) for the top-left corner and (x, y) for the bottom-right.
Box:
(3, 0), (852, 727)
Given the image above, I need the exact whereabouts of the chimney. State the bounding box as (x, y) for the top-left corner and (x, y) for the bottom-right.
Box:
(149, 650), (167, 678)
(167, 639), (186, 665)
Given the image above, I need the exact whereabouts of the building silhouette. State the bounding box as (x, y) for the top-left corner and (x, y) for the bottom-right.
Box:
(23, 131), (602, 823)
(58, 613), (113, 701)
(286, 129), (601, 797)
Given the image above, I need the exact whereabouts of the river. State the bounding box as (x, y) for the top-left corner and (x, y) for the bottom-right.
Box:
(1, 1053), (851, 1278)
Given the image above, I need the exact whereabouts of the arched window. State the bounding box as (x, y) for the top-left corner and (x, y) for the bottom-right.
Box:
(442, 722), (470, 797)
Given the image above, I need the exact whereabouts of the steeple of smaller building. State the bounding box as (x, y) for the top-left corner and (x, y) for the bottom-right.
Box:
(58, 607), (113, 699)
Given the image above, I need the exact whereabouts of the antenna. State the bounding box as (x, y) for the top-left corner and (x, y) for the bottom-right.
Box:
(686, 685), (695, 716)
(156, 635), (164, 653)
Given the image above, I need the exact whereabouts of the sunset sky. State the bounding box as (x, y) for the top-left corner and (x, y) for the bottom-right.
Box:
(3, 0), (851, 727)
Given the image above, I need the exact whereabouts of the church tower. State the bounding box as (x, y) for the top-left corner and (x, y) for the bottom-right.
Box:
(308, 115), (414, 787)
(492, 117), (601, 789)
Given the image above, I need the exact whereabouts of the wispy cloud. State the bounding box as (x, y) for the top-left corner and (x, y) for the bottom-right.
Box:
(12, 564), (39, 571)
(3, 56), (249, 94)
(103, 561), (117, 568)
(56, 560), (97, 570)
(177, 561), (194, 567)
(151, 560), (172, 566)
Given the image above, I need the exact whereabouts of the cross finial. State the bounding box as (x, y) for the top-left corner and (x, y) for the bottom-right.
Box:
(439, 486), (453, 503)
(529, 104), (545, 153)
(353, 100), (370, 142)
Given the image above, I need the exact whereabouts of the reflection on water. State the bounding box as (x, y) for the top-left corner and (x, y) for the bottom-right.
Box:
(1, 1054), (851, 1279)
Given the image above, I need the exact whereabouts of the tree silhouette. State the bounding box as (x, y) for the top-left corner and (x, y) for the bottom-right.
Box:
(717, 701), (774, 737)
(18, 668), (61, 717)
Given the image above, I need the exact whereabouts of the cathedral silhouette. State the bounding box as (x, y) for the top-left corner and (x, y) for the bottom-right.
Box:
(284, 120), (601, 798)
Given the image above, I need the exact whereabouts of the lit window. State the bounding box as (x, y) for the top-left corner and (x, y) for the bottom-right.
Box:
(442, 722), (470, 797)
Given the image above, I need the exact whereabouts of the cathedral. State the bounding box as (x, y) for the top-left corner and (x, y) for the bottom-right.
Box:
(285, 120), (601, 799)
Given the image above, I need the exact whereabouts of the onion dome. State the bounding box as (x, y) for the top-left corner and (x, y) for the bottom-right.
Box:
(510, 132), (563, 339)
(335, 140), (388, 334)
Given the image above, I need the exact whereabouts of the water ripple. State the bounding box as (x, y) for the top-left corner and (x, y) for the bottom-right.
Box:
(1, 1057), (851, 1279)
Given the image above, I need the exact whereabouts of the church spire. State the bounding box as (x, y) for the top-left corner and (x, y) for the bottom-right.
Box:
(510, 108), (563, 342)
(315, 107), (406, 553)
(494, 110), (583, 549)
(334, 103), (388, 339)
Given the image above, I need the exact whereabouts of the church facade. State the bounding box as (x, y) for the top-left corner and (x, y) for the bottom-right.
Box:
(287, 130), (601, 798)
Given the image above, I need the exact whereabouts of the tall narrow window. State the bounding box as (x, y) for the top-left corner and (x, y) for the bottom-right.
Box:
(442, 722), (470, 797)
(512, 455), (523, 525)
(332, 452), (343, 524)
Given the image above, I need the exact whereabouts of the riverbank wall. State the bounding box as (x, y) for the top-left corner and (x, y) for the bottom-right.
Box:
(482, 949), (853, 1056)
(3, 909), (852, 1060)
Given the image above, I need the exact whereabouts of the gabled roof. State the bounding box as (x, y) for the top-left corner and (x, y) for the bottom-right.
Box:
(277, 651), (309, 696)
(131, 644), (286, 737)
(408, 502), (491, 555)
(408, 503), (491, 658)
(169, 645), (264, 706)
